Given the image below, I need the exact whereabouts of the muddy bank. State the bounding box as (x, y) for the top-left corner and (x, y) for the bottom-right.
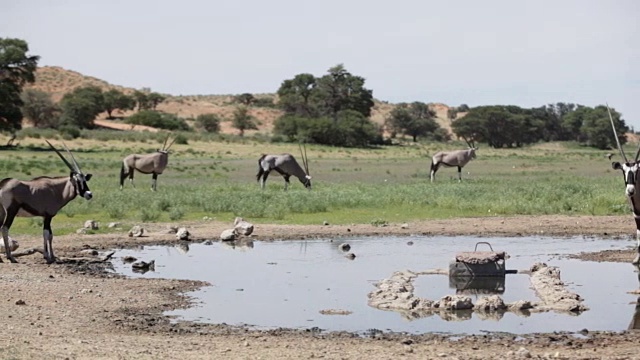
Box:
(2, 215), (640, 359)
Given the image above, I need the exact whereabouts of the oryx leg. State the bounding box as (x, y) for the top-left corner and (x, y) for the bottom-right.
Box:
(151, 173), (158, 191)
(272, 167), (289, 191)
(43, 216), (55, 264)
(1, 205), (19, 263)
(634, 218), (640, 265)
(128, 168), (135, 188)
(430, 162), (439, 182)
(259, 170), (270, 190)
(457, 166), (462, 182)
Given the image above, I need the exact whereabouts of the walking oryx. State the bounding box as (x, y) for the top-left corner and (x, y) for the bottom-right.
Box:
(120, 136), (175, 191)
(0, 141), (93, 264)
(430, 137), (478, 182)
(257, 144), (311, 190)
(608, 104), (640, 264)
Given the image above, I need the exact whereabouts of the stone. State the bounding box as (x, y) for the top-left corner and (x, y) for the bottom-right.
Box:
(220, 229), (236, 241)
(233, 218), (254, 236)
(128, 226), (144, 237)
(0, 237), (19, 252)
(401, 223), (409, 229)
(76, 228), (89, 234)
(345, 252), (356, 260)
(338, 243), (351, 252)
(176, 227), (190, 240)
(83, 220), (98, 230)
(107, 222), (120, 228)
(323, 221), (329, 226)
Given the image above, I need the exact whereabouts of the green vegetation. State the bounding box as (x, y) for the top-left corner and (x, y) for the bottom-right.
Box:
(124, 110), (190, 131)
(0, 137), (630, 237)
(0, 37), (39, 132)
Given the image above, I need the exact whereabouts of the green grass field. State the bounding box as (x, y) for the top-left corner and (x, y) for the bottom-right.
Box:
(0, 134), (631, 236)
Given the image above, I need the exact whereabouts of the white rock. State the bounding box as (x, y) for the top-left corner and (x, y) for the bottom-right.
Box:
(107, 222), (120, 228)
(0, 237), (19, 252)
(83, 220), (98, 230)
(128, 226), (145, 237)
(234, 220), (254, 236)
(220, 229), (236, 241)
(176, 227), (190, 240)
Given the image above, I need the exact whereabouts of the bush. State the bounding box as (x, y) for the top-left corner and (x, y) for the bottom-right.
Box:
(194, 113), (221, 133)
(125, 110), (190, 131)
(273, 110), (380, 147)
(58, 125), (81, 139)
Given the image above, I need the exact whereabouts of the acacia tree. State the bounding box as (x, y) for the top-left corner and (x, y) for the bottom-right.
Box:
(235, 93), (255, 106)
(103, 89), (135, 119)
(20, 88), (60, 128)
(59, 85), (104, 129)
(0, 38), (39, 132)
(277, 73), (316, 116)
(231, 106), (258, 136)
(274, 65), (378, 146)
(385, 102), (440, 142)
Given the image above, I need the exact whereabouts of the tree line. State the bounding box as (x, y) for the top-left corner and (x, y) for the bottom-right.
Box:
(0, 37), (630, 149)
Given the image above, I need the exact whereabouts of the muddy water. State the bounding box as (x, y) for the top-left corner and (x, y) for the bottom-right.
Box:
(112, 236), (640, 335)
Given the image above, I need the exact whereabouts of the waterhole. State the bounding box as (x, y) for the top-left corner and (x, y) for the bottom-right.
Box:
(112, 236), (640, 335)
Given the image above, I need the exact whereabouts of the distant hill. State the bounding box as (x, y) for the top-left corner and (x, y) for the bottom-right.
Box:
(25, 66), (458, 136)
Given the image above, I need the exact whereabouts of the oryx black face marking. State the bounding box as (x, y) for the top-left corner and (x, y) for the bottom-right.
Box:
(0, 140), (93, 264)
(257, 144), (311, 191)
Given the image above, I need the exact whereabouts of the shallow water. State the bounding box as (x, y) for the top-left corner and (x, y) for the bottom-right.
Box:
(112, 236), (640, 335)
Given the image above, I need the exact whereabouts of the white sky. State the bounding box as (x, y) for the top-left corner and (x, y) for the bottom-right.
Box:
(3, 0), (639, 128)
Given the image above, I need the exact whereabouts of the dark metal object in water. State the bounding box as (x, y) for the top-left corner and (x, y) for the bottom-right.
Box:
(449, 242), (515, 294)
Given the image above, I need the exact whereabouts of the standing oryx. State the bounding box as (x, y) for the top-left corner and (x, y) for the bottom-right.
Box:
(607, 104), (640, 264)
(120, 136), (175, 191)
(0, 141), (93, 264)
(257, 144), (311, 190)
(430, 137), (478, 182)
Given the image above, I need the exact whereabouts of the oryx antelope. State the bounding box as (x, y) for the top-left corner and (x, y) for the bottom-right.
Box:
(608, 104), (640, 264)
(0, 141), (93, 264)
(120, 136), (175, 191)
(430, 137), (478, 182)
(257, 144), (311, 190)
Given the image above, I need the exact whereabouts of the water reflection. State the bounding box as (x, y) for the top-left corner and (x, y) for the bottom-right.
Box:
(630, 266), (640, 330)
(449, 276), (505, 295)
(112, 236), (640, 335)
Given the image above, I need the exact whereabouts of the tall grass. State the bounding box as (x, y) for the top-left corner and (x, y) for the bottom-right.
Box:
(0, 137), (628, 235)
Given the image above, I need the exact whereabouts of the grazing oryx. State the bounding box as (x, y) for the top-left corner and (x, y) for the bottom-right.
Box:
(608, 104), (640, 264)
(0, 141), (93, 264)
(430, 137), (478, 182)
(120, 136), (175, 191)
(257, 144), (311, 190)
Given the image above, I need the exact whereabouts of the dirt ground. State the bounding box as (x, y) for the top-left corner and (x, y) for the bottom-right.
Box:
(2, 215), (640, 360)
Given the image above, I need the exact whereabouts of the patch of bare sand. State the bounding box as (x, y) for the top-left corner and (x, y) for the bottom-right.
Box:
(1, 215), (640, 359)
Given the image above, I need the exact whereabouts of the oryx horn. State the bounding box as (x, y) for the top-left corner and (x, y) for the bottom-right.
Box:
(299, 143), (310, 175)
(45, 140), (76, 172)
(607, 103), (630, 163)
(61, 141), (84, 173)
(164, 137), (177, 152)
(161, 135), (169, 151)
(461, 135), (472, 148)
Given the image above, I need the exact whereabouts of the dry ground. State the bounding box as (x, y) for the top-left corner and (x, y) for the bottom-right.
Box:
(2, 215), (640, 359)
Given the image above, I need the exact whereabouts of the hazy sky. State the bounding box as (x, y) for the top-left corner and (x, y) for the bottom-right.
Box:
(3, 0), (639, 128)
